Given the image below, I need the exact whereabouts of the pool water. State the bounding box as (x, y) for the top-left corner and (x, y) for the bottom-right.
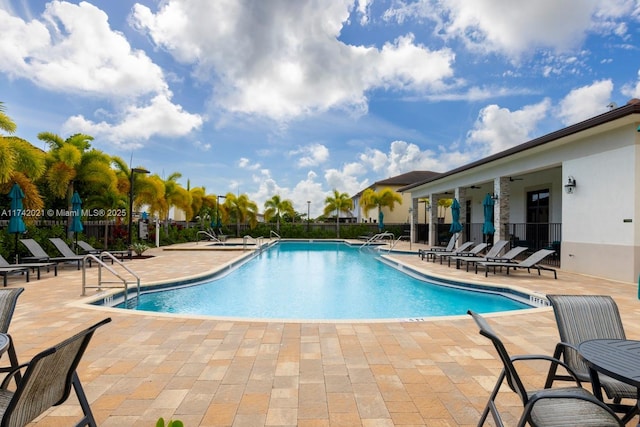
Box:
(128, 241), (531, 320)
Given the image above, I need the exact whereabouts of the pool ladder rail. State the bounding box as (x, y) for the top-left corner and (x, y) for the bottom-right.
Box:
(81, 252), (140, 307)
(196, 230), (223, 244)
(243, 235), (266, 251)
(359, 232), (395, 251)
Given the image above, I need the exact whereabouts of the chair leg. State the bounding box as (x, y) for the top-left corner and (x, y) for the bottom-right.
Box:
(72, 372), (97, 427)
(478, 370), (507, 427)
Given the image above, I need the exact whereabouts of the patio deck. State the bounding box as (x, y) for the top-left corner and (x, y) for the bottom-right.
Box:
(7, 239), (640, 426)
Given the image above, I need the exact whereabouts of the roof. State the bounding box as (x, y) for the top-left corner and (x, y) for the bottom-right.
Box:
(398, 100), (640, 193)
(352, 171), (441, 198)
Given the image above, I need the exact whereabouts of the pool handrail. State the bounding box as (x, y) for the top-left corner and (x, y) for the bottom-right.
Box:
(81, 253), (140, 307)
(196, 230), (222, 244)
(243, 235), (264, 250)
(360, 232), (395, 251)
(270, 230), (281, 240)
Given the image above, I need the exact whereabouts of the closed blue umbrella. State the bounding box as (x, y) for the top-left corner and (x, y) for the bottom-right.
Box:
(482, 193), (495, 235)
(8, 183), (26, 263)
(70, 191), (83, 253)
(449, 198), (463, 234)
(378, 210), (384, 232)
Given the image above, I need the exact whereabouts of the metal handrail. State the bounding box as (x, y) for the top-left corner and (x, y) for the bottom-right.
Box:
(359, 232), (394, 251)
(196, 230), (220, 244)
(81, 253), (141, 306)
(243, 235), (264, 250)
(270, 230), (281, 240)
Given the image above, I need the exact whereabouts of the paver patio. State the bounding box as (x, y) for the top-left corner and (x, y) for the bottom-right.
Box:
(6, 239), (639, 426)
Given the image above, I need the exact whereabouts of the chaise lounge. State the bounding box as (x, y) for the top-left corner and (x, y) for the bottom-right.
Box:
(0, 254), (57, 280)
(448, 239), (509, 270)
(476, 248), (557, 278)
(20, 238), (85, 270)
(77, 240), (130, 261)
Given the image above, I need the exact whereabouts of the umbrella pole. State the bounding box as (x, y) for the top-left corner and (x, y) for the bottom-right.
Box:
(13, 234), (18, 264)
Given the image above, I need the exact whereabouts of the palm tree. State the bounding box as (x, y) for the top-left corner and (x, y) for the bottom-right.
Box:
(0, 104), (46, 217)
(263, 194), (295, 233)
(0, 102), (16, 134)
(323, 189), (353, 238)
(223, 193), (258, 236)
(360, 187), (403, 232)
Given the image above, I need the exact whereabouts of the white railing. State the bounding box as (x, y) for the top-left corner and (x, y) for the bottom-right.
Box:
(81, 253), (140, 307)
(243, 235), (264, 250)
(270, 230), (281, 240)
(359, 232), (395, 251)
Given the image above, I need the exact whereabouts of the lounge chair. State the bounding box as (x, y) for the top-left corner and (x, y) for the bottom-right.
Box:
(448, 239), (509, 269)
(0, 318), (111, 427)
(544, 295), (638, 423)
(0, 267), (29, 287)
(432, 241), (485, 264)
(0, 254), (57, 280)
(467, 310), (622, 427)
(20, 238), (85, 270)
(418, 233), (459, 260)
(77, 240), (130, 261)
(476, 248), (556, 278)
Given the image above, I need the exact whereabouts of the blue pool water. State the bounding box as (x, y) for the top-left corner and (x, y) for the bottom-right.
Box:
(128, 241), (531, 320)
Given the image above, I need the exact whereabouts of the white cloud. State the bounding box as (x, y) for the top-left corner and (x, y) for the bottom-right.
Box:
(0, 2), (204, 147)
(0, 2), (167, 97)
(621, 68), (640, 99)
(131, 0), (456, 121)
(193, 140), (211, 151)
(557, 80), (613, 125)
(384, 0), (635, 60)
(289, 143), (330, 167)
(238, 157), (261, 171)
(466, 99), (551, 155)
(248, 170), (327, 217)
(324, 162), (369, 197)
(62, 95), (203, 147)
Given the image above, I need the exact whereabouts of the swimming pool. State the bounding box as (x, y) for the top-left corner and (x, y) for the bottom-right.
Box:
(117, 241), (533, 320)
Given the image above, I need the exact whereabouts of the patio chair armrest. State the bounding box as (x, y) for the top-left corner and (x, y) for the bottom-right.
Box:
(0, 362), (29, 389)
(512, 354), (583, 385)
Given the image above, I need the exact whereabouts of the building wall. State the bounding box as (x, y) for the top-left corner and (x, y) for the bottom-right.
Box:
(561, 134), (639, 282)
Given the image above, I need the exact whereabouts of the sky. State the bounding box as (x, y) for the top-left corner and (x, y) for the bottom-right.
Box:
(1, 0), (639, 218)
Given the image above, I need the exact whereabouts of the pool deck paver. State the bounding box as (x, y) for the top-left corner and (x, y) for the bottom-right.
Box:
(5, 239), (640, 426)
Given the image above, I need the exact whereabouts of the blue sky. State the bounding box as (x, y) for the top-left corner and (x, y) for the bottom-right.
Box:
(1, 0), (639, 217)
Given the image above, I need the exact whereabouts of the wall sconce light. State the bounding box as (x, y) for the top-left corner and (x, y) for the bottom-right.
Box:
(491, 193), (499, 201)
(564, 176), (577, 194)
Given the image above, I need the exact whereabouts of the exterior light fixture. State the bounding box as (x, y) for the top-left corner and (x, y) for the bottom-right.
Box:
(564, 176), (577, 194)
(491, 194), (499, 201)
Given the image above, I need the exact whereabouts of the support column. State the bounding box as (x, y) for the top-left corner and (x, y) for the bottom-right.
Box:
(410, 198), (418, 243)
(455, 187), (467, 243)
(494, 177), (511, 242)
(429, 193), (438, 246)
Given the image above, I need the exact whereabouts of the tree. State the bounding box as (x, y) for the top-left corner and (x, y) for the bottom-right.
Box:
(360, 187), (402, 232)
(263, 194), (295, 233)
(0, 104), (46, 217)
(0, 102), (16, 134)
(323, 189), (353, 238)
(223, 193), (258, 236)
